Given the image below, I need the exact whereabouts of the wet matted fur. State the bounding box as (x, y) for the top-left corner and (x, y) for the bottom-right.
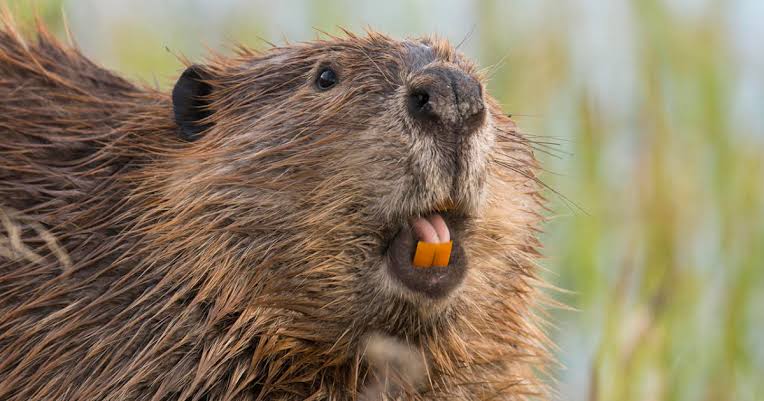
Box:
(0, 16), (552, 401)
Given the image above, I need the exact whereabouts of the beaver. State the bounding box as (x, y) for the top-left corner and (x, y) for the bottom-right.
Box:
(0, 17), (549, 401)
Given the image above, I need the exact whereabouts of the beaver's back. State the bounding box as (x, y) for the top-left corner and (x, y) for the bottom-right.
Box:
(0, 25), (200, 400)
(0, 24), (173, 210)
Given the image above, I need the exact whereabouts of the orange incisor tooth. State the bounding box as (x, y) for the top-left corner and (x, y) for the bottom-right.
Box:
(412, 241), (436, 268)
(432, 241), (453, 267)
(413, 241), (453, 268)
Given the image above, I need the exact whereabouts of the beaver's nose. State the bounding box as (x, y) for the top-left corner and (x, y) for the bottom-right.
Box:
(407, 65), (485, 134)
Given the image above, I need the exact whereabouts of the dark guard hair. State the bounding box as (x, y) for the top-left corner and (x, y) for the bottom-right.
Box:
(0, 15), (552, 401)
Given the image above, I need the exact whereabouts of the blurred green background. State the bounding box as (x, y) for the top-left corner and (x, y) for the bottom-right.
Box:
(7, 1), (763, 400)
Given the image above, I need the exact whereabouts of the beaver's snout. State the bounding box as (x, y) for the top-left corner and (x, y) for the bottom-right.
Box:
(406, 65), (485, 135)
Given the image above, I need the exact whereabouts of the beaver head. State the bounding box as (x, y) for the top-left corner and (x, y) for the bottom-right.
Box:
(168, 32), (540, 322)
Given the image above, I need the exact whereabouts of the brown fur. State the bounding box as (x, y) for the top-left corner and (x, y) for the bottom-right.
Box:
(0, 16), (550, 401)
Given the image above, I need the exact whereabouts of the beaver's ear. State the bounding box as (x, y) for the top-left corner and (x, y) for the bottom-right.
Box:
(172, 64), (214, 141)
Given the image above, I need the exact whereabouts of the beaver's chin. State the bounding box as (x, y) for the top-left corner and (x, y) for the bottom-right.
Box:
(384, 211), (469, 299)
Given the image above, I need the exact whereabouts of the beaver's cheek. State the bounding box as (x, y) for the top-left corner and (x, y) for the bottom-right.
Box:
(384, 223), (467, 299)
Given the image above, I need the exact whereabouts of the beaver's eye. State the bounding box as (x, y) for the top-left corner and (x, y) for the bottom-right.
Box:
(316, 67), (338, 90)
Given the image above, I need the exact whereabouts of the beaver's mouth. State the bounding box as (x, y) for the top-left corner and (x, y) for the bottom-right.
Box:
(385, 210), (469, 299)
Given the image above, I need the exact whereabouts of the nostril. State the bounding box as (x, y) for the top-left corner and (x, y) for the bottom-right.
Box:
(406, 67), (485, 134)
(411, 90), (429, 110)
(407, 89), (436, 121)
